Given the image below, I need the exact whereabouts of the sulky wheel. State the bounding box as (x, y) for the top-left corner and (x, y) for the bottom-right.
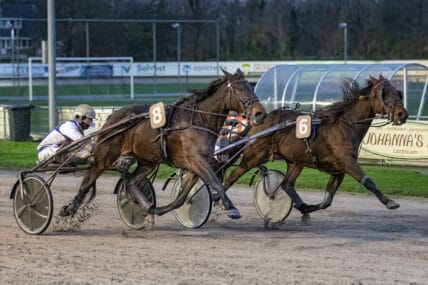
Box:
(254, 169), (292, 224)
(12, 175), (53, 235)
(171, 175), (212, 229)
(116, 177), (156, 230)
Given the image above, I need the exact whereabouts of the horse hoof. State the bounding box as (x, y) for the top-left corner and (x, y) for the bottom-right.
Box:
(59, 205), (71, 217)
(143, 214), (156, 230)
(59, 204), (77, 217)
(212, 193), (220, 204)
(386, 200), (400, 210)
(301, 213), (311, 225)
(227, 208), (241, 220)
(294, 203), (309, 214)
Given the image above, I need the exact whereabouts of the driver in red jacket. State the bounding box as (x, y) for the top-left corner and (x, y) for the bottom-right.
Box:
(214, 111), (250, 162)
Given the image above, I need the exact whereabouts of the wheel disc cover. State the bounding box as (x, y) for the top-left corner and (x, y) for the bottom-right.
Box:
(172, 178), (211, 228)
(254, 170), (292, 223)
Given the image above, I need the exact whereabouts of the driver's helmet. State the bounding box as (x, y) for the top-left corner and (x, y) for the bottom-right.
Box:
(74, 104), (96, 122)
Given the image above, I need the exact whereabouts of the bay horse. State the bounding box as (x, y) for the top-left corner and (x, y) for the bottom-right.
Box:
(223, 75), (408, 221)
(59, 68), (266, 220)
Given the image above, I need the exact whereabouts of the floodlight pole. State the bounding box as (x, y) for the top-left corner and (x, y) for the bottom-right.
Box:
(216, 20), (220, 75)
(172, 22), (181, 85)
(152, 22), (157, 94)
(47, 0), (57, 129)
(339, 22), (348, 64)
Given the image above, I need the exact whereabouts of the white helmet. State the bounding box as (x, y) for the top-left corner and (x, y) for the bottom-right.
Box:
(74, 104), (95, 120)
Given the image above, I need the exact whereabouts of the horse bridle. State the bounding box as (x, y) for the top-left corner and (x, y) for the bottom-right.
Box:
(373, 79), (401, 122)
(339, 79), (401, 126)
(226, 78), (258, 119)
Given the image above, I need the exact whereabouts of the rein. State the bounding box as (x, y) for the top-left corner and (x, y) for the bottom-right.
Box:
(156, 103), (227, 139)
(175, 104), (228, 118)
(339, 116), (391, 127)
(163, 77), (257, 138)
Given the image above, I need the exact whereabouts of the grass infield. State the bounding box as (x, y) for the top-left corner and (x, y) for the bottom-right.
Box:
(1, 141), (427, 198)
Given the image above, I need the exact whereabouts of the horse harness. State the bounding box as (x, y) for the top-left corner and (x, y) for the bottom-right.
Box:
(302, 113), (322, 168)
(155, 101), (226, 167)
(154, 78), (255, 166)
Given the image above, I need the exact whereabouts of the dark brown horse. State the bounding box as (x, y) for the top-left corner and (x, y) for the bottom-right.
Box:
(59, 69), (266, 220)
(223, 75), (408, 221)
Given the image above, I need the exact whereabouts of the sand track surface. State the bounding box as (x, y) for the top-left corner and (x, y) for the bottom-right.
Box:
(0, 170), (427, 284)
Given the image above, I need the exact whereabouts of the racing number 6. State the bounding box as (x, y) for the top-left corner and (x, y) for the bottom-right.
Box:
(150, 102), (166, 129)
(295, 115), (311, 139)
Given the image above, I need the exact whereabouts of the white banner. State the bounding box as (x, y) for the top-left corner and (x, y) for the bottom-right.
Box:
(2, 59), (427, 78)
(360, 119), (428, 162)
(0, 61), (313, 78)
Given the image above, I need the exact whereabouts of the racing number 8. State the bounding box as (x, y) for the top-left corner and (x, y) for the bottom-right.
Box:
(296, 115), (311, 139)
(150, 102), (166, 129)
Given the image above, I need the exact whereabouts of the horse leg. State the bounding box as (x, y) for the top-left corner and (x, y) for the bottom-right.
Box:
(224, 163), (255, 190)
(346, 161), (399, 209)
(220, 148), (267, 202)
(281, 164), (306, 209)
(153, 171), (199, 216)
(59, 163), (106, 217)
(208, 165), (249, 206)
(297, 173), (345, 214)
(59, 141), (122, 217)
(279, 164), (317, 224)
(125, 163), (157, 214)
(157, 157), (240, 219)
(194, 159), (242, 219)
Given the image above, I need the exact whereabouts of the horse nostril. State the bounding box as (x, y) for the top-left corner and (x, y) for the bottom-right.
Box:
(398, 111), (408, 119)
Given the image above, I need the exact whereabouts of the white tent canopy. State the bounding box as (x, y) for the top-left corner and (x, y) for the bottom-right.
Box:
(254, 63), (428, 120)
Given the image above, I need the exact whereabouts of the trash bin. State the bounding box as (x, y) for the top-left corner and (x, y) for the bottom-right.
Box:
(7, 104), (33, 141)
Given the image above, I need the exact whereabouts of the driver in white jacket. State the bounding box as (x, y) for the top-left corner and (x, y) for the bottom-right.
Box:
(37, 104), (96, 165)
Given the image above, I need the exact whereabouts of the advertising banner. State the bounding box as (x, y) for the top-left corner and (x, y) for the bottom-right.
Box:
(359, 119), (428, 165)
(0, 61), (284, 78)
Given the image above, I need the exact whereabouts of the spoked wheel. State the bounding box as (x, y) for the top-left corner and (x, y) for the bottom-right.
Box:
(12, 175), (53, 235)
(116, 177), (156, 230)
(254, 170), (292, 224)
(171, 174), (212, 229)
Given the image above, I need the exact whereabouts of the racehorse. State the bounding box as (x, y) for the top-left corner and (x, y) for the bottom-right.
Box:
(59, 68), (266, 220)
(223, 75), (408, 221)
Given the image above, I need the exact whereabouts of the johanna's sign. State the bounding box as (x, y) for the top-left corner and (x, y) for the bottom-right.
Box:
(359, 119), (428, 164)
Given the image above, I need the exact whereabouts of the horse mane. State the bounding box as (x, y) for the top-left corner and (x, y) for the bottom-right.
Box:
(105, 104), (150, 125)
(174, 76), (227, 106)
(317, 78), (373, 125)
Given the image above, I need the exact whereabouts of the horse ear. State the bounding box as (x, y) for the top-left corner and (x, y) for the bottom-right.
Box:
(221, 67), (230, 77)
(379, 74), (385, 80)
(369, 74), (378, 84)
(236, 68), (244, 76)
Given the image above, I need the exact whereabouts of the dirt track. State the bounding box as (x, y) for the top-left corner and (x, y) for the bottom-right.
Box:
(0, 170), (427, 285)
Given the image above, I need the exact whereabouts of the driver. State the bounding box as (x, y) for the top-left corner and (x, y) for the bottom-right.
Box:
(37, 104), (96, 165)
(214, 111), (250, 162)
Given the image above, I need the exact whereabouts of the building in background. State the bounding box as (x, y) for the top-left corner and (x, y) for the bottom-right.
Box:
(0, 0), (39, 63)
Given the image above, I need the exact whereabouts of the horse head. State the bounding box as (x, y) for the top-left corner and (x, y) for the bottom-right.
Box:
(369, 75), (408, 125)
(222, 68), (266, 125)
